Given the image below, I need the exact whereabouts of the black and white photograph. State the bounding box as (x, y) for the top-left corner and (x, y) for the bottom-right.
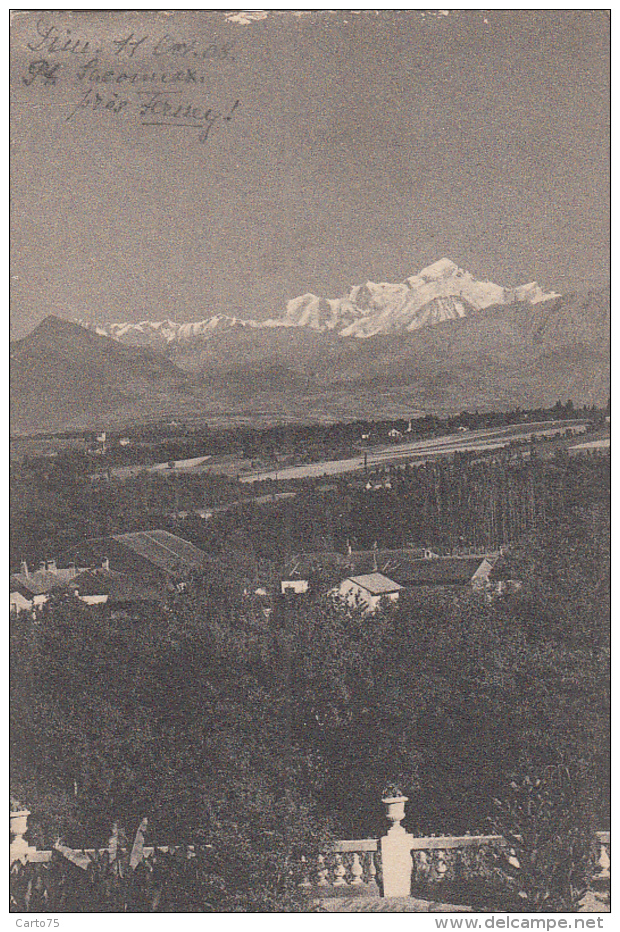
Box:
(9, 8), (610, 919)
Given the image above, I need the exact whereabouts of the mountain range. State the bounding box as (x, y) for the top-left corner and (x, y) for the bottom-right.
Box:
(79, 259), (560, 347)
(11, 260), (609, 434)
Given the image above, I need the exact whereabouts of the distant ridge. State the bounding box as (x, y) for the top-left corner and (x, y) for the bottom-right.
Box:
(11, 279), (609, 435)
(77, 259), (561, 348)
(10, 315), (192, 433)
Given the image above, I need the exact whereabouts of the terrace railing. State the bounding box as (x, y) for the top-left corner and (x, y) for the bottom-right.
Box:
(299, 797), (611, 903)
(10, 801), (611, 907)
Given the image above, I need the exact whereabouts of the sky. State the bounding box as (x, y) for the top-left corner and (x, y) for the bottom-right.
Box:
(10, 9), (610, 337)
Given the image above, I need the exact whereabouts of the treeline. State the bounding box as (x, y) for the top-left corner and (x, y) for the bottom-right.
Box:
(9, 446), (609, 572)
(20, 399), (608, 471)
(9, 463), (239, 570)
(176, 450), (610, 561)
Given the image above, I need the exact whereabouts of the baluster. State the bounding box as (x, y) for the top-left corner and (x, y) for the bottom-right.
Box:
(434, 849), (448, 881)
(453, 846), (466, 881)
(350, 852), (363, 884)
(316, 854), (329, 886)
(417, 849), (429, 879)
(299, 855), (312, 888)
(597, 842), (611, 880)
(333, 853), (347, 885)
(367, 851), (377, 886)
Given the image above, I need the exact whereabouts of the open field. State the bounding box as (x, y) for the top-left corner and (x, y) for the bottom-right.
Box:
(239, 420), (593, 483)
(570, 437), (610, 451)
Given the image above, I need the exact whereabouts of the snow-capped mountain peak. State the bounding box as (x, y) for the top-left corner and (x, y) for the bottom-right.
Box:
(418, 257), (460, 279)
(76, 259), (560, 346)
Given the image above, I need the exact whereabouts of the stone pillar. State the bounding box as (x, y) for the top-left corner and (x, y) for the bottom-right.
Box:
(380, 796), (413, 897)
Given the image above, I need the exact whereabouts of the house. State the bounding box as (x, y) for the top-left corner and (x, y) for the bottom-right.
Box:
(281, 578), (309, 595)
(391, 555), (496, 589)
(279, 548), (499, 598)
(59, 530), (212, 588)
(337, 573), (403, 612)
(70, 568), (161, 607)
(85, 431), (107, 455)
(10, 533), (212, 614)
(365, 479), (393, 491)
(9, 560), (77, 613)
(9, 590), (33, 614)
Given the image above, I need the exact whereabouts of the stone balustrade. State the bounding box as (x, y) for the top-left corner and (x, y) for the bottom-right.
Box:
(10, 809), (197, 869)
(10, 803), (611, 905)
(304, 798), (611, 901)
(299, 839), (381, 895)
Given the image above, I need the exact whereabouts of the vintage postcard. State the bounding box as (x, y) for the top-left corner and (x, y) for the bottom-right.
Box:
(10, 9), (610, 920)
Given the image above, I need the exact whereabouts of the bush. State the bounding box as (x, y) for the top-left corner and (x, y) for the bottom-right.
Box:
(491, 763), (596, 911)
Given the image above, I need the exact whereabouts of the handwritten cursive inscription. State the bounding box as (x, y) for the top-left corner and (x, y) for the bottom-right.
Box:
(138, 93), (240, 143)
(20, 18), (240, 146)
(66, 88), (129, 121)
(26, 19), (234, 62)
(22, 59), (61, 86)
(152, 34), (234, 60)
(27, 20), (98, 55)
(75, 59), (212, 85)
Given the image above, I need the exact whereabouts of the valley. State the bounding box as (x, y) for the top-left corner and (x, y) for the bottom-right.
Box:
(237, 419), (594, 483)
(10, 293), (610, 436)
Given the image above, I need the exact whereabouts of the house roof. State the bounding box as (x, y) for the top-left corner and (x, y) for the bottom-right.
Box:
(10, 590), (32, 607)
(112, 531), (210, 575)
(71, 569), (160, 602)
(346, 573), (403, 595)
(61, 531), (211, 579)
(9, 570), (65, 597)
(394, 556), (492, 586)
(282, 549), (497, 588)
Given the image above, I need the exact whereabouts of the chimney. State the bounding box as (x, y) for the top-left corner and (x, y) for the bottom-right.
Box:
(20, 561), (29, 578)
(102, 557), (110, 571)
(47, 560), (57, 574)
(67, 562), (77, 580)
(39, 562), (47, 574)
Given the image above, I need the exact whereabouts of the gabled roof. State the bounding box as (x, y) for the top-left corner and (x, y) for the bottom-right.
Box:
(346, 573), (403, 595)
(282, 550), (497, 588)
(112, 530), (210, 575)
(71, 569), (160, 603)
(61, 531), (211, 579)
(9, 569), (65, 597)
(10, 591), (33, 608)
(394, 556), (492, 586)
